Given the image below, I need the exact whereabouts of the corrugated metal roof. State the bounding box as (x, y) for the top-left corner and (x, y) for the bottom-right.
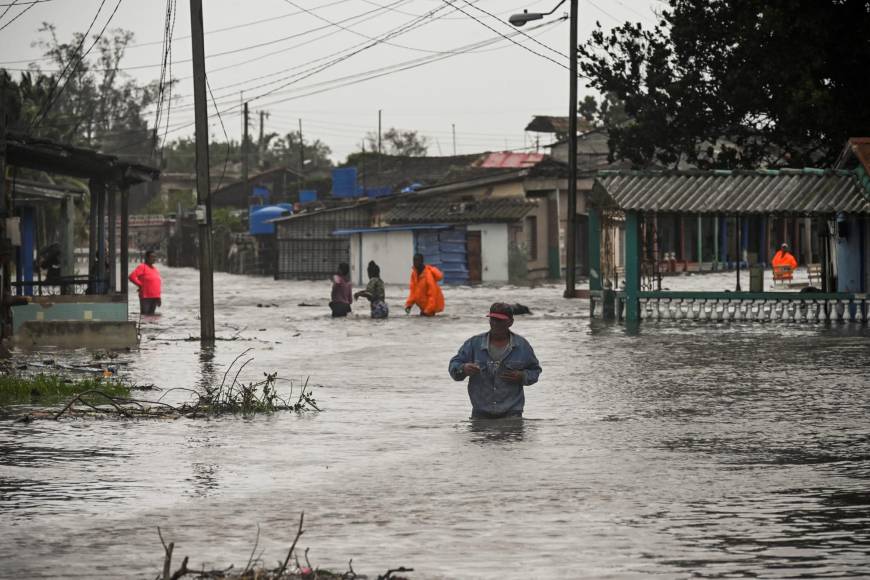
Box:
(333, 224), (451, 236)
(477, 152), (544, 168)
(592, 169), (870, 215)
(383, 197), (538, 224)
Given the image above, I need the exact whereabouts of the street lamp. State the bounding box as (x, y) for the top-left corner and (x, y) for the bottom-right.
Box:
(510, 0), (578, 298)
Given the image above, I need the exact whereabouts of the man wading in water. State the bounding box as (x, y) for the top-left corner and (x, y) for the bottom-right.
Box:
(449, 302), (541, 418)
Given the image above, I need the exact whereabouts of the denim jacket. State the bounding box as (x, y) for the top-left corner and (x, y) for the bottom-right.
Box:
(448, 331), (542, 416)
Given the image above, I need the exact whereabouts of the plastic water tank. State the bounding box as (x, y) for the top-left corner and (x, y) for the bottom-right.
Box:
(249, 205), (290, 235)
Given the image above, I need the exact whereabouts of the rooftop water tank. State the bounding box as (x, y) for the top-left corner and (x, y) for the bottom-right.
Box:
(249, 205), (290, 235)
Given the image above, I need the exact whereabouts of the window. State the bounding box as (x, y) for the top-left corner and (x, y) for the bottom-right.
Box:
(525, 216), (538, 260)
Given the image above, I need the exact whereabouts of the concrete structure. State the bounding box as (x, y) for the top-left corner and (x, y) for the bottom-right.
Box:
(1, 133), (159, 347)
(589, 168), (870, 322)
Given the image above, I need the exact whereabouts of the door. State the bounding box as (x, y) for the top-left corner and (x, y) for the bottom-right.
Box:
(467, 230), (482, 284)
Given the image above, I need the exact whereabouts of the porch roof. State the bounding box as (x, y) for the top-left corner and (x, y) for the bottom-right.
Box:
(591, 169), (870, 215)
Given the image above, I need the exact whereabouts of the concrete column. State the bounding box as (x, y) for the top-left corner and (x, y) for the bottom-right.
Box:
(697, 215), (703, 265)
(108, 185), (117, 293)
(88, 179), (100, 290)
(588, 207), (602, 291)
(60, 195), (75, 279)
(120, 187), (129, 295)
(625, 211), (641, 322)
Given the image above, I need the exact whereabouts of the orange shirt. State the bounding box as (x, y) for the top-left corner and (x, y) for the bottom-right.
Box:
(771, 250), (797, 270)
(405, 264), (445, 316)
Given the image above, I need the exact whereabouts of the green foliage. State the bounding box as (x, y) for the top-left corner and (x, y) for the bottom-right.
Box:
(143, 187), (195, 215)
(213, 207), (245, 233)
(364, 127), (429, 157)
(0, 373), (130, 406)
(1, 25), (158, 163)
(578, 0), (870, 168)
(195, 372), (319, 416)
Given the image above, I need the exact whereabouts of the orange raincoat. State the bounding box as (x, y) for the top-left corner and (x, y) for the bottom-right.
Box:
(772, 249), (797, 270)
(405, 264), (445, 316)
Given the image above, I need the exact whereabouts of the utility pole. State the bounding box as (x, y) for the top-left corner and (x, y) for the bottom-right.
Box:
(564, 0), (579, 298)
(452, 123), (456, 156)
(258, 109), (268, 169)
(189, 0), (215, 340)
(360, 140), (367, 194)
(377, 109), (382, 175)
(242, 102), (249, 198)
(298, 118), (304, 195)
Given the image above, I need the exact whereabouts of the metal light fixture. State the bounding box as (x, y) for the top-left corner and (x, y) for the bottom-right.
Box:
(509, 0), (578, 297)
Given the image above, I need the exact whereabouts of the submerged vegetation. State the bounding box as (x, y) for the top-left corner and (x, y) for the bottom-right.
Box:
(156, 513), (413, 580)
(47, 349), (320, 420)
(0, 373), (130, 407)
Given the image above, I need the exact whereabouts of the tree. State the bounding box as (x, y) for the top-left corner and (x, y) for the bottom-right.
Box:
(2, 25), (159, 163)
(578, 0), (870, 169)
(262, 131), (333, 175)
(364, 127), (429, 156)
(579, 92), (628, 129)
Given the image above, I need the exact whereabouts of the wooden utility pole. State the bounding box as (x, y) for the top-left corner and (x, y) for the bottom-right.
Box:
(189, 0), (215, 340)
(564, 0), (579, 298)
(298, 118), (304, 194)
(242, 102), (249, 197)
(452, 123), (456, 156)
(377, 109), (382, 175)
(258, 109), (267, 169)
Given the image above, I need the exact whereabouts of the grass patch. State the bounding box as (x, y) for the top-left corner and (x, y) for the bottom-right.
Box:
(0, 374), (131, 407)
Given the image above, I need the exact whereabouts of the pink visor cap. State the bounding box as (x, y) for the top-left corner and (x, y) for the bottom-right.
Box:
(486, 302), (513, 320)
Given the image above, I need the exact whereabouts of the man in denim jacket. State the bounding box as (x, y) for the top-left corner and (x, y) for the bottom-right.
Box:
(449, 302), (542, 418)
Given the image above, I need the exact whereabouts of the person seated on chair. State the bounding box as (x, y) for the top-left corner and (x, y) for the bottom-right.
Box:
(772, 243), (798, 274)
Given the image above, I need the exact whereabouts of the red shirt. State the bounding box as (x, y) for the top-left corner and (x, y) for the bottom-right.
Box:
(129, 263), (162, 298)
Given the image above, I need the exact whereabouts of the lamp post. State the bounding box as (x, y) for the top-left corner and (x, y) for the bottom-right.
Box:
(510, 0), (578, 298)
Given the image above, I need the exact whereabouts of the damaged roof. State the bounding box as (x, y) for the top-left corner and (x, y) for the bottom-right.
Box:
(592, 169), (870, 215)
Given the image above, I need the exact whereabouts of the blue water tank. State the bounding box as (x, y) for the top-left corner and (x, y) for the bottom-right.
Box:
(332, 168), (358, 198)
(299, 189), (318, 203)
(252, 185), (270, 201)
(249, 205), (290, 235)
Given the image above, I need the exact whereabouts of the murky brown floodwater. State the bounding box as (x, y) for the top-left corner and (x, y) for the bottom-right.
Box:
(1, 267), (869, 579)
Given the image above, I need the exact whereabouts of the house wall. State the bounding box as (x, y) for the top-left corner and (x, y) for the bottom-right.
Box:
(836, 216), (864, 292)
(467, 223), (509, 282)
(350, 230), (415, 285)
(274, 205), (373, 279)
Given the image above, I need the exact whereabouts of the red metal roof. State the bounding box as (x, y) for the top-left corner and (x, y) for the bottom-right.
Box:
(477, 152), (545, 168)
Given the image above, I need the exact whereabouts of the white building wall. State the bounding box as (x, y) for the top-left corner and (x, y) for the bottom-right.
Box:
(468, 223), (509, 283)
(349, 231), (415, 286)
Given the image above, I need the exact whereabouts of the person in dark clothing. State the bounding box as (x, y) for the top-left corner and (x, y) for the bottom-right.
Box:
(330, 262), (353, 317)
(354, 260), (389, 318)
(38, 242), (62, 285)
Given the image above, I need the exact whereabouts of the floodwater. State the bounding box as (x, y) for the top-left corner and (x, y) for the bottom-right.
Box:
(1, 267), (869, 579)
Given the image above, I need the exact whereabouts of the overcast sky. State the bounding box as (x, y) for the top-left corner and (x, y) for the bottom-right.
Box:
(1, 0), (662, 163)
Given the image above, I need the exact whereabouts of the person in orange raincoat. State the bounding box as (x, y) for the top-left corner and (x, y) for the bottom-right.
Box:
(772, 243), (798, 270)
(404, 253), (445, 316)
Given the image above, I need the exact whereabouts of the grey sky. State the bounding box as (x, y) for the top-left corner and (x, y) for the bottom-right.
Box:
(0, 0), (661, 162)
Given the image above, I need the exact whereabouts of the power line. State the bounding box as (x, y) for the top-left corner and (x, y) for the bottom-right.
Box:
(0, 0), (407, 71)
(0, 0), (21, 21)
(109, 16), (563, 150)
(30, 0), (109, 128)
(460, 0), (569, 59)
(0, 0), (36, 31)
(206, 77), (230, 193)
(438, 0), (576, 74)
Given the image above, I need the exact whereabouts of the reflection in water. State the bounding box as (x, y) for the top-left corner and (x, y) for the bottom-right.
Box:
(466, 416), (526, 444)
(1, 269), (868, 579)
(197, 345), (216, 393)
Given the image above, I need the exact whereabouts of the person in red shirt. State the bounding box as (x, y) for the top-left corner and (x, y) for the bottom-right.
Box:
(129, 250), (162, 315)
